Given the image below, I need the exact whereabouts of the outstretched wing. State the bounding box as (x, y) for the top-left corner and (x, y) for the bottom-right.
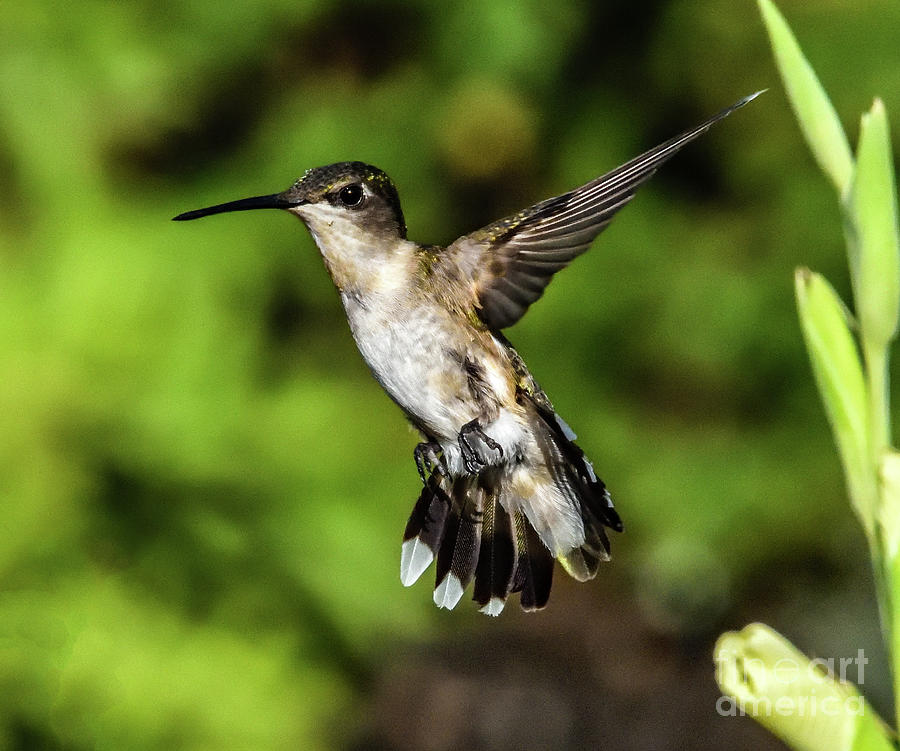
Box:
(445, 92), (762, 330)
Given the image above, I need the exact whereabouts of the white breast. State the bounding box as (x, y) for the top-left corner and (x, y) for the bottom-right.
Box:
(344, 294), (472, 439)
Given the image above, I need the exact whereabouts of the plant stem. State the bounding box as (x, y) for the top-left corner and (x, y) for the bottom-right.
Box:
(863, 339), (900, 731)
(866, 342), (891, 457)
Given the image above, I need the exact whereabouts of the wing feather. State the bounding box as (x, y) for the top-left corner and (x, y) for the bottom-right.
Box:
(442, 92), (762, 330)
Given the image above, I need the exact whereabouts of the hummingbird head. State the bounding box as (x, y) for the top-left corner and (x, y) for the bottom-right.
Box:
(174, 162), (414, 298)
(173, 161), (407, 241)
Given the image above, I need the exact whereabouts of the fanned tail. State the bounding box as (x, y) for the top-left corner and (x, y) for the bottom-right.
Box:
(400, 468), (570, 614)
(400, 401), (622, 614)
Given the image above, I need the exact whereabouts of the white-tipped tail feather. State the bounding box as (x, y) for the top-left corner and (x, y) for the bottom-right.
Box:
(433, 573), (466, 609)
(400, 537), (434, 587)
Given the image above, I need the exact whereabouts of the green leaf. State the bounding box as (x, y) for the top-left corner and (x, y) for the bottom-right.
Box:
(714, 623), (893, 751)
(795, 268), (873, 535)
(758, 0), (854, 195)
(844, 98), (900, 350)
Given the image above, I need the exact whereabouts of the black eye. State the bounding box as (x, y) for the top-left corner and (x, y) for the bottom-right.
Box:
(338, 183), (364, 208)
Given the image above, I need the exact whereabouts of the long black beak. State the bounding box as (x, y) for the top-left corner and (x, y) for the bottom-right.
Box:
(172, 193), (295, 221)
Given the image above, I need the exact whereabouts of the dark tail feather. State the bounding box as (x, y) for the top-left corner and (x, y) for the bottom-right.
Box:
(472, 484), (516, 616)
(400, 473), (451, 587)
(433, 478), (483, 609)
(512, 511), (554, 611)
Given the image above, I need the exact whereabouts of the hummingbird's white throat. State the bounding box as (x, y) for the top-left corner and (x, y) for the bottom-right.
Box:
(292, 203), (416, 299)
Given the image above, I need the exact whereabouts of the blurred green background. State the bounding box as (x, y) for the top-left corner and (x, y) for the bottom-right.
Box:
(3, 1), (900, 749)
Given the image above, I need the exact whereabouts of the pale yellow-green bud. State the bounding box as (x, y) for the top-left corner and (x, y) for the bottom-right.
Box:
(845, 99), (900, 350)
(715, 623), (892, 751)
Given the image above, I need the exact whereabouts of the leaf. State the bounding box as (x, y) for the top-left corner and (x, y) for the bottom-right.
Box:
(758, 0), (854, 195)
(795, 268), (873, 535)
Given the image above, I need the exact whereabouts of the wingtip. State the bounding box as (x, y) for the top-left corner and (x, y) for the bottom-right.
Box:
(690, 90), (766, 135)
(742, 89), (767, 104)
(731, 90), (767, 112)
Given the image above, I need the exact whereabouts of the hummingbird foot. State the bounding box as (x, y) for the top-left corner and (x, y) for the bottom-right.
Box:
(458, 419), (504, 474)
(413, 441), (446, 485)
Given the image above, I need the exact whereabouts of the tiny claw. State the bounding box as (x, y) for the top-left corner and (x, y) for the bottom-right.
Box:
(461, 450), (483, 475)
(458, 419), (503, 475)
(414, 441), (444, 485)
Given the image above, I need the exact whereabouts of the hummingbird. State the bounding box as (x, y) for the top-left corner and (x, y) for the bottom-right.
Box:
(174, 92), (760, 615)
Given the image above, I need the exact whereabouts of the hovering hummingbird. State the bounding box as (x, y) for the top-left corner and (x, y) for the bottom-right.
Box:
(174, 92), (760, 615)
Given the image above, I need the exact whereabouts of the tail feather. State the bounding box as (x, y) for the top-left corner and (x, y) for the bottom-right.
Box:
(400, 474), (451, 587)
(541, 409), (622, 534)
(433, 478), (483, 609)
(513, 513), (554, 611)
(528, 397), (621, 586)
(472, 484), (516, 616)
(560, 494), (612, 581)
(559, 544), (604, 582)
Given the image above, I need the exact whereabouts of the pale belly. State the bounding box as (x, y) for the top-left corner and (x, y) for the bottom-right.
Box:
(342, 294), (529, 472)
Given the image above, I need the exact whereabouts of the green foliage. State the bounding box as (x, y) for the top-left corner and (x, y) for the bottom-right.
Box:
(716, 2), (900, 748)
